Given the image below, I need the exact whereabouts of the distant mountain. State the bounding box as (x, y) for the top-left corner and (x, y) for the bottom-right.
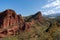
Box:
(44, 13), (60, 18)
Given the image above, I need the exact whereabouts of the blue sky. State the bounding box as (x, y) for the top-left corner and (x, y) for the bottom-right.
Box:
(0, 0), (60, 16)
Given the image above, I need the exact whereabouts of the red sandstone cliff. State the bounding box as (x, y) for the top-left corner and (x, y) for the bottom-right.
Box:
(0, 9), (43, 38)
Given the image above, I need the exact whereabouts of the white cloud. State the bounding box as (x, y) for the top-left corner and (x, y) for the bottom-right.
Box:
(48, 0), (55, 2)
(55, 6), (60, 9)
(43, 10), (55, 15)
(42, 0), (60, 15)
(43, 0), (60, 8)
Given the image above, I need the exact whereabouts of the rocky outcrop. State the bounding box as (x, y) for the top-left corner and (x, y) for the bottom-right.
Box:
(0, 9), (24, 37)
(0, 9), (43, 38)
(35, 11), (43, 22)
(26, 11), (43, 23)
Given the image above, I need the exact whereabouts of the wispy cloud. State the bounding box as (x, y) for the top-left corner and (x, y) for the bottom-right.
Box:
(43, 0), (60, 8)
(43, 10), (55, 15)
(48, 0), (55, 2)
(42, 0), (60, 15)
(55, 6), (60, 9)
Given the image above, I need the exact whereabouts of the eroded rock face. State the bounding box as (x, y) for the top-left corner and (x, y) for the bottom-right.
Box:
(0, 9), (43, 38)
(35, 11), (43, 22)
(27, 11), (43, 23)
(0, 9), (25, 37)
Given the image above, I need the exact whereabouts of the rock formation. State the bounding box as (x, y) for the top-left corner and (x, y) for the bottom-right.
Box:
(0, 9), (43, 38)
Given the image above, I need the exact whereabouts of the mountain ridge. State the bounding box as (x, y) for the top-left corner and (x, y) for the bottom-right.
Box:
(44, 13), (60, 18)
(0, 9), (44, 38)
(0, 9), (60, 40)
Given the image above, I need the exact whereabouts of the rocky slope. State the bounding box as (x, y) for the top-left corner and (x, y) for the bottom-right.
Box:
(0, 9), (33, 38)
(0, 9), (60, 40)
